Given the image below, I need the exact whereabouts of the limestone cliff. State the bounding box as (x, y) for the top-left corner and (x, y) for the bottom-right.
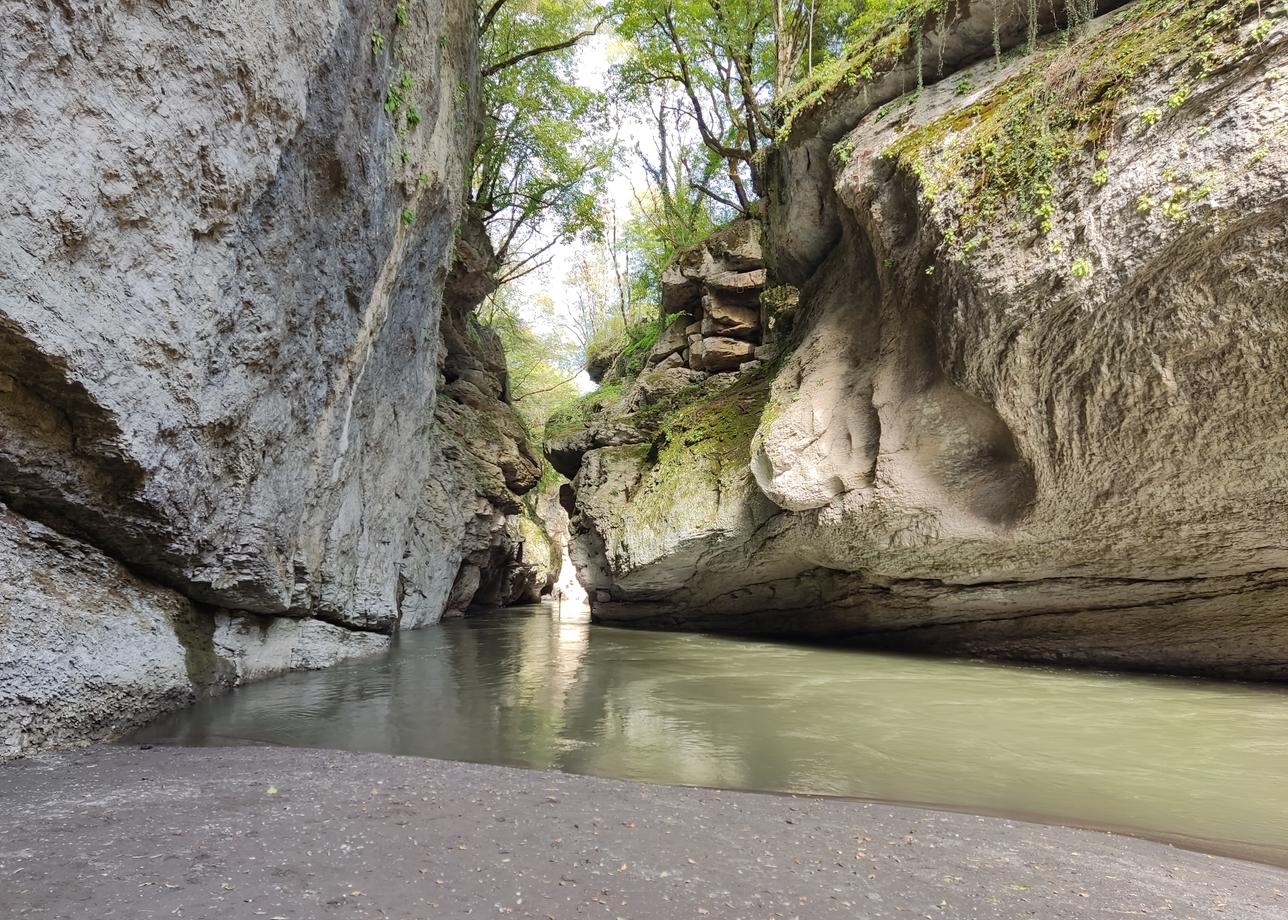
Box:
(0, 0), (546, 758)
(552, 0), (1288, 679)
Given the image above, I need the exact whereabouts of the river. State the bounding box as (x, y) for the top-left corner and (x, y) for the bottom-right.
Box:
(129, 604), (1288, 866)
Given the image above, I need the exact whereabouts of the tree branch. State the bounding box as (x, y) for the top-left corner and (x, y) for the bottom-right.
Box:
(479, 0), (512, 36)
(691, 180), (745, 214)
(483, 17), (606, 77)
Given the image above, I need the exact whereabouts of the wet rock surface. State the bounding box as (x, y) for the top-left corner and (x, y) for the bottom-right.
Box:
(1, 745), (1285, 919)
(0, 504), (387, 760)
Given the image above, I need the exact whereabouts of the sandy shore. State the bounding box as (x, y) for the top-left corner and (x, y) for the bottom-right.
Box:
(1, 745), (1284, 919)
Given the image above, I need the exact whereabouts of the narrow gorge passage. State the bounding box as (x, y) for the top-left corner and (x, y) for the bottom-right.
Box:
(4, 0), (1288, 917)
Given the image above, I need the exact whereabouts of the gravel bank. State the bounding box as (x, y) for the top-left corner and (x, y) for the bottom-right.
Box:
(1, 745), (1284, 919)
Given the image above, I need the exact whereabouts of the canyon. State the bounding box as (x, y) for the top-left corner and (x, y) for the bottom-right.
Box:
(2, 0), (1287, 765)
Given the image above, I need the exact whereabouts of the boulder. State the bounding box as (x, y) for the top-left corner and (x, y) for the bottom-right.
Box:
(698, 336), (756, 372)
(705, 218), (764, 272)
(656, 350), (686, 371)
(702, 294), (761, 339)
(661, 265), (702, 312)
(686, 337), (705, 371)
(628, 366), (708, 409)
(706, 268), (767, 295)
(647, 315), (691, 365)
(0, 503), (386, 760)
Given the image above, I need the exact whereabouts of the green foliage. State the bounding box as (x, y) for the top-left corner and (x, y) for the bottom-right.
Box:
(832, 135), (858, 164)
(1070, 257), (1093, 278)
(614, 0), (854, 211)
(371, 31), (386, 56)
(778, 0), (950, 139)
(405, 106), (421, 129)
(474, 0), (612, 276)
(395, 1), (408, 28)
(400, 207), (415, 226)
(479, 291), (585, 441)
(385, 70), (414, 116)
(544, 381), (627, 441)
(621, 145), (722, 318)
(615, 311), (688, 379)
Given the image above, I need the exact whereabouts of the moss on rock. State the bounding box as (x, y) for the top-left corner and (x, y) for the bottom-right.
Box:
(880, 0), (1274, 239)
(544, 382), (627, 441)
(778, 0), (952, 141)
(620, 372), (773, 539)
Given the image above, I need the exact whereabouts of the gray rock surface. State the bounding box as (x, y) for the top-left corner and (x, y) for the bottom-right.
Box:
(0, 0), (550, 754)
(697, 335), (757, 371)
(2, 745), (1286, 919)
(646, 314), (692, 365)
(555, 1), (1288, 678)
(1, 0), (481, 631)
(0, 503), (386, 760)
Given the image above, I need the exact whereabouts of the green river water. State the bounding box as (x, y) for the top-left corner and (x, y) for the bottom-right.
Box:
(130, 605), (1288, 865)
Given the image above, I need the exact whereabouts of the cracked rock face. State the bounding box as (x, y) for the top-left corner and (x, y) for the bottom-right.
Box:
(1, 0), (479, 628)
(0, 0), (549, 755)
(556, 1), (1288, 678)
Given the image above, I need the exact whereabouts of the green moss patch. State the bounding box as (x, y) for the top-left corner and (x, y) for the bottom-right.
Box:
(544, 381), (627, 441)
(621, 371), (774, 536)
(880, 0), (1272, 240)
(778, 0), (952, 141)
(170, 607), (225, 692)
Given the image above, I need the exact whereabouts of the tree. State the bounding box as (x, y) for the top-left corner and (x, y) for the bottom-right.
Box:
(478, 289), (583, 434)
(632, 87), (725, 252)
(614, 0), (848, 213)
(474, 0), (615, 285)
(623, 86), (726, 317)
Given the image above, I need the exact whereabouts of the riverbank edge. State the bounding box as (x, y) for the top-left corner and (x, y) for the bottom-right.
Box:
(1, 745), (1284, 919)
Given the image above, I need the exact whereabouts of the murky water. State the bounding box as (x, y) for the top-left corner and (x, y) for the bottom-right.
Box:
(131, 605), (1288, 864)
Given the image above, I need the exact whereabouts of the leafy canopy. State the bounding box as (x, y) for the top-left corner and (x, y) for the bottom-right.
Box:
(475, 0), (614, 284)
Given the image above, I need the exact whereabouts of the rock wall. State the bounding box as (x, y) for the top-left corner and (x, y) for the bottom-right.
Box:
(553, 0), (1288, 679)
(0, 0), (547, 757)
(0, 503), (385, 759)
(423, 218), (554, 621)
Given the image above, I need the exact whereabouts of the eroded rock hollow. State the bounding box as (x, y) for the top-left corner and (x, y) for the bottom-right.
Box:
(551, 0), (1288, 678)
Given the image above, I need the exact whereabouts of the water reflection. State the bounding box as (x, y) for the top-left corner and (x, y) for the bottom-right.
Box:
(130, 606), (1288, 864)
